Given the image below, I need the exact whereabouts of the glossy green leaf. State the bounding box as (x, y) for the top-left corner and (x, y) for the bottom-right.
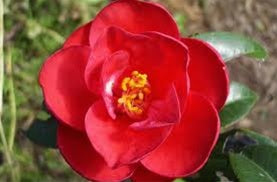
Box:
(229, 153), (275, 182)
(242, 145), (277, 180)
(220, 82), (258, 128)
(240, 129), (277, 147)
(194, 32), (267, 61)
(230, 145), (277, 182)
(25, 117), (58, 148)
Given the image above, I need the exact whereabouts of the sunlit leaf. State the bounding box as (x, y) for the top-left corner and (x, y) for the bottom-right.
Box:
(220, 82), (258, 128)
(194, 32), (267, 61)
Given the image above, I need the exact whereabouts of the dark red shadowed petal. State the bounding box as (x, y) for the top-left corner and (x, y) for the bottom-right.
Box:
(141, 92), (220, 177)
(85, 100), (173, 169)
(58, 124), (135, 182)
(39, 46), (94, 131)
(131, 165), (173, 182)
(89, 0), (179, 47)
(63, 21), (92, 48)
(101, 50), (130, 119)
(181, 38), (229, 111)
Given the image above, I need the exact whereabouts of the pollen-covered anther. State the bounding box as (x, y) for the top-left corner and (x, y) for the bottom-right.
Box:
(117, 71), (151, 117)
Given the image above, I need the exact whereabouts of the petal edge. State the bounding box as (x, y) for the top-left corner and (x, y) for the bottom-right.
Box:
(141, 92), (220, 177)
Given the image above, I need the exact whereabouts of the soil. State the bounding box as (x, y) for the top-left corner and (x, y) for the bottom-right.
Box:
(158, 0), (277, 139)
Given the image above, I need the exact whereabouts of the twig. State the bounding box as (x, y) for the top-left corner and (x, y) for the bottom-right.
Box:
(0, 1), (19, 181)
(6, 48), (16, 151)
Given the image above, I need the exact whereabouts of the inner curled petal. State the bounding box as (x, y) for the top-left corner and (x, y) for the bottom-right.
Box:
(117, 71), (151, 118)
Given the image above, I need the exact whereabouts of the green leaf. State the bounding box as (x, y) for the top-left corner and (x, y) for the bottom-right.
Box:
(193, 32), (267, 61)
(229, 153), (275, 182)
(25, 117), (58, 148)
(240, 129), (277, 147)
(230, 145), (277, 182)
(220, 82), (258, 128)
(174, 13), (187, 35)
(173, 178), (186, 182)
(242, 145), (277, 180)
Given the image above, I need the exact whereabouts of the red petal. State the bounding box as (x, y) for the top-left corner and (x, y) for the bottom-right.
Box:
(58, 124), (135, 182)
(142, 32), (189, 113)
(85, 26), (152, 94)
(39, 46), (94, 131)
(128, 32), (189, 129)
(130, 85), (181, 129)
(63, 22), (92, 48)
(85, 27), (189, 103)
(141, 92), (220, 177)
(85, 27), (188, 128)
(89, 0), (179, 47)
(85, 100), (173, 168)
(131, 165), (172, 182)
(101, 50), (130, 119)
(181, 38), (229, 110)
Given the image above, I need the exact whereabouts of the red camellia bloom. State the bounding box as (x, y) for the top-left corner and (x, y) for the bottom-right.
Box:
(39, 0), (229, 181)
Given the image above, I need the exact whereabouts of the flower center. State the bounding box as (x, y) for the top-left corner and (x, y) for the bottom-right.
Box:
(117, 71), (151, 117)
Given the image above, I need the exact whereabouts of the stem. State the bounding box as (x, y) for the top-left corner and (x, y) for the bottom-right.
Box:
(7, 48), (16, 151)
(0, 1), (18, 181)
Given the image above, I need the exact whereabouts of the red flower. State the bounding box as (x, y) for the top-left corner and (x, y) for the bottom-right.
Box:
(39, 0), (229, 181)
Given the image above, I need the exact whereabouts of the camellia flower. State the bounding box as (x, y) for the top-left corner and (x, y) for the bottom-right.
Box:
(39, 0), (229, 181)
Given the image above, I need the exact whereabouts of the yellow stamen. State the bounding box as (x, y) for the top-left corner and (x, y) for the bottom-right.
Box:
(117, 71), (151, 116)
(121, 77), (131, 91)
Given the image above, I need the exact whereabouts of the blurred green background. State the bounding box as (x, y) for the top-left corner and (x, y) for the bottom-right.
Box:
(1, 0), (276, 181)
(2, 0), (108, 181)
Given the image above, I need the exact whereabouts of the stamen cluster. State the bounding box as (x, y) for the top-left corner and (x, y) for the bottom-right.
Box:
(118, 71), (151, 116)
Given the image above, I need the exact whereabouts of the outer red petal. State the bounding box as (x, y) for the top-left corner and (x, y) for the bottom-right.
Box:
(85, 100), (173, 168)
(39, 46), (94, 131)
(58, 124), (135, 182)
(89, 0), (179, 47)
(141, 92), (220, 177)
(131, 165), (172, 182)
(63, 22), (92, 48)
(181, 38), (229, 110)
